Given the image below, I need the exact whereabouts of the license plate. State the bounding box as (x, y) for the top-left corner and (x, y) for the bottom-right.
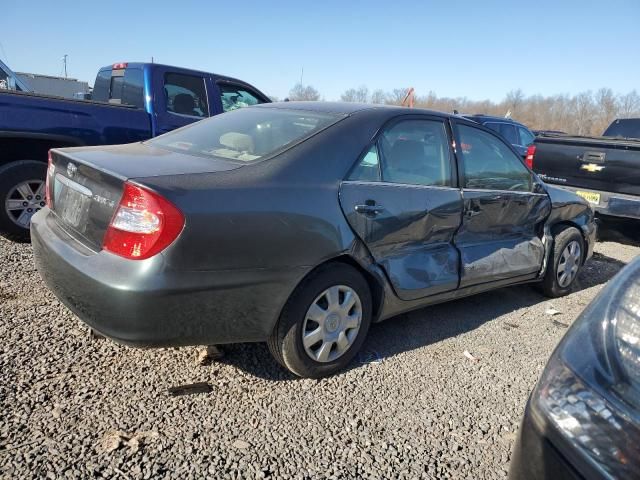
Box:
(54, 174), (92, 229)
(576, 190), (601, 205)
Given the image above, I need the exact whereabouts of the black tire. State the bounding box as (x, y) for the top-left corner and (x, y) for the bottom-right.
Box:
(268, 263), (372, 378)
(540, 226), (584, 298)
(0, 161), (47, 243)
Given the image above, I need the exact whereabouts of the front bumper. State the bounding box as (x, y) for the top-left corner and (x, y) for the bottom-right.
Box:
(509, 402), (583, 480)
(556, 185), (640, 221)
(31, 209), (301, 347)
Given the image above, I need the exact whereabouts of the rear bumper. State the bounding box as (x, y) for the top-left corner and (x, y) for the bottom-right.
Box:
(31, 209), (302, 347)
(555, 185), (640, 220)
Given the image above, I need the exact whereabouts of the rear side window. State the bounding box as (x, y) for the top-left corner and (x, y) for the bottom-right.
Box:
(349, 119), (452, 187)
(147, 107), (340, 162)
(219, 83), (265, 112)
(485, 122), (518, 145)
(458, 124), (531, 192)
(164, 73), (208, 118)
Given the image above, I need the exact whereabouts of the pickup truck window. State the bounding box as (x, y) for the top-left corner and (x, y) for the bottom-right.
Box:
(219, 83), (263, 112)
(603, 119), (640, 139)
(164, 73), (208, 118)
(458, 124), (531, 192)
(92, 68), (144, 108)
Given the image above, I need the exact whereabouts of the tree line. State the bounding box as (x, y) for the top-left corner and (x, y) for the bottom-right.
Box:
(283, 83), (640, 136)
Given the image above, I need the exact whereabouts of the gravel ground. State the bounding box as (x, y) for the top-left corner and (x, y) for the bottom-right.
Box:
(1, 232), (638, 479)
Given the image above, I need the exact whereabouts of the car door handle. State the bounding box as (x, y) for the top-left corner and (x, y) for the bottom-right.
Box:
(355, 204), (384, 216)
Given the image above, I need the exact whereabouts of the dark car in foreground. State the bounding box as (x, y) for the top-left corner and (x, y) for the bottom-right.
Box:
(510, 256), (640, 480)
(462, 114), (536, 158)
(532, 118), (640, 221)
(32, 102), (596, 378)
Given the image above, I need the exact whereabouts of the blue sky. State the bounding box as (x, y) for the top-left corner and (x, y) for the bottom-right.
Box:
(2, 1), (639, 101)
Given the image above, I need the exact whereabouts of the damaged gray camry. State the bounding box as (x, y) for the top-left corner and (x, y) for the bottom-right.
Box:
(31, 102), (596, 378)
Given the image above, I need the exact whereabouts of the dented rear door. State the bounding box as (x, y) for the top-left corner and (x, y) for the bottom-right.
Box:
(339, 116), (463, 301)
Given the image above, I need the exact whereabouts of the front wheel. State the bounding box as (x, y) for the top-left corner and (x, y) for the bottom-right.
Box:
(0, 161), (47, 242)
(540, 226), (584, 298)
(268, 263), (372, 378)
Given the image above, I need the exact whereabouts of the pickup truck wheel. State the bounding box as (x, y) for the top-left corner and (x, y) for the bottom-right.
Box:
(540, 226), (584, 298)
(0, 161), (47, 243)
(268, 263), (372, 378)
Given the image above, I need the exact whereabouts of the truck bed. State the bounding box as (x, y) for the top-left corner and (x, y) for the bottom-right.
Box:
(0, 89), (152, 146)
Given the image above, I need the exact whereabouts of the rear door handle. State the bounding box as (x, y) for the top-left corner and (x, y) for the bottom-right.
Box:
(355, 204), (384, 216)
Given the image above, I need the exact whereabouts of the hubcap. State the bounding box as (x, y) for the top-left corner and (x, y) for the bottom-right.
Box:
(5, 180), (45, 229)
(557, 240), (582, 288)
(302, 285), (362, 363)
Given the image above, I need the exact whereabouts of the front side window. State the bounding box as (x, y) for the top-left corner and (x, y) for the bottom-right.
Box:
(164, 73), (208, 118)
(148, 107), (340, 162)
(458, 124), (531, 192)
(219, 83), (265, 112)
(349, 119), (451, 186)
(518, 126), (535, 146)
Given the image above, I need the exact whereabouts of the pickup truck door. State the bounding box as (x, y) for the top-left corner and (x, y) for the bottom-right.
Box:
(452, 122), (551, 288)
(151, 66), (212, 135)
(339, 117), (462, 301)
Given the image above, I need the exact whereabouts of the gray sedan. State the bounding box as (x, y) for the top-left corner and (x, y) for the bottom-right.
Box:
(31, 102), (596, 378)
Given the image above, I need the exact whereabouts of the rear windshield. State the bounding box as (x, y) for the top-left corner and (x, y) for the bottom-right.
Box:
(147, 107), (341, 162)
(603, 119), (640, 139)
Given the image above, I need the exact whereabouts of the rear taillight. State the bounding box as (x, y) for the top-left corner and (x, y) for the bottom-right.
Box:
(103, 182), (184, 260)
(45, 151), (54, 208)
(525, 145), (536, 169)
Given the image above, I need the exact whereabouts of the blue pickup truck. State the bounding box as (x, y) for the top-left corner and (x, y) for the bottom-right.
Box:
(0, 62), (270, 241)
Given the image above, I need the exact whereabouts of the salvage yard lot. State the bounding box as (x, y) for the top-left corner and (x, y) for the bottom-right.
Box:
(1, 234), (638, 479)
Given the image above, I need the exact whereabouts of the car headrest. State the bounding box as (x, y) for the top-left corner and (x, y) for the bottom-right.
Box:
(219, 132), (255, 153)
(173, 94), (195, 115)
(388, 140), (425, 172)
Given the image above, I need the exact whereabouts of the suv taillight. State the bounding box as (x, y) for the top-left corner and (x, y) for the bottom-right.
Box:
(525, 145), (536, 169)
(103, 182), (184, 260)
(45, 151), (54, 208)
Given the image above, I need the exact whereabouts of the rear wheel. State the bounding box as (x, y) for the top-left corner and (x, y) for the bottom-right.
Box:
(0, 161), (47, 242)
(268, 263), (372, 378)
(540, 226), (584, 298)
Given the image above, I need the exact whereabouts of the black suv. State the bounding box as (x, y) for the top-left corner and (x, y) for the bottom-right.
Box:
(462, 114), (535, 157)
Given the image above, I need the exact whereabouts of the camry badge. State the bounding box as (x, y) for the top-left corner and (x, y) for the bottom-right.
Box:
(580, 163), (605, 173)
(67, 162), (78, 177)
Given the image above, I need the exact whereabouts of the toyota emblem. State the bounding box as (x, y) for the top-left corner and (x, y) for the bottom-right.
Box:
(67, 162), (78, 178)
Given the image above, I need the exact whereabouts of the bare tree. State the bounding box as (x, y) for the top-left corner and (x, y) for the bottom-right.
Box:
(341, 85), (369, 103)
(386, 88), (411, 105)
(371, 89), (386, 104)
(618, 90), (640, 118)
(288, 83), (321, 101)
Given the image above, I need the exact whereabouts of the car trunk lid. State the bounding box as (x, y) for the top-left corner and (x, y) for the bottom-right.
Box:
(48, 143), (243, 251)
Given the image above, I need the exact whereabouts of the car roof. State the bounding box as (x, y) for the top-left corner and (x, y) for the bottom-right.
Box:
(462, 114), (526, 125)
(257, 101), (453, 118)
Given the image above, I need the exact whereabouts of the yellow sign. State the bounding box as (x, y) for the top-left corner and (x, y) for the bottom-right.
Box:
(576, 190), (601, 205)
(580, 163), (605, 173)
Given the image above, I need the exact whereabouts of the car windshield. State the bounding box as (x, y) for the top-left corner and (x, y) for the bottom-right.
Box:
(147, 107), (342, 162)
